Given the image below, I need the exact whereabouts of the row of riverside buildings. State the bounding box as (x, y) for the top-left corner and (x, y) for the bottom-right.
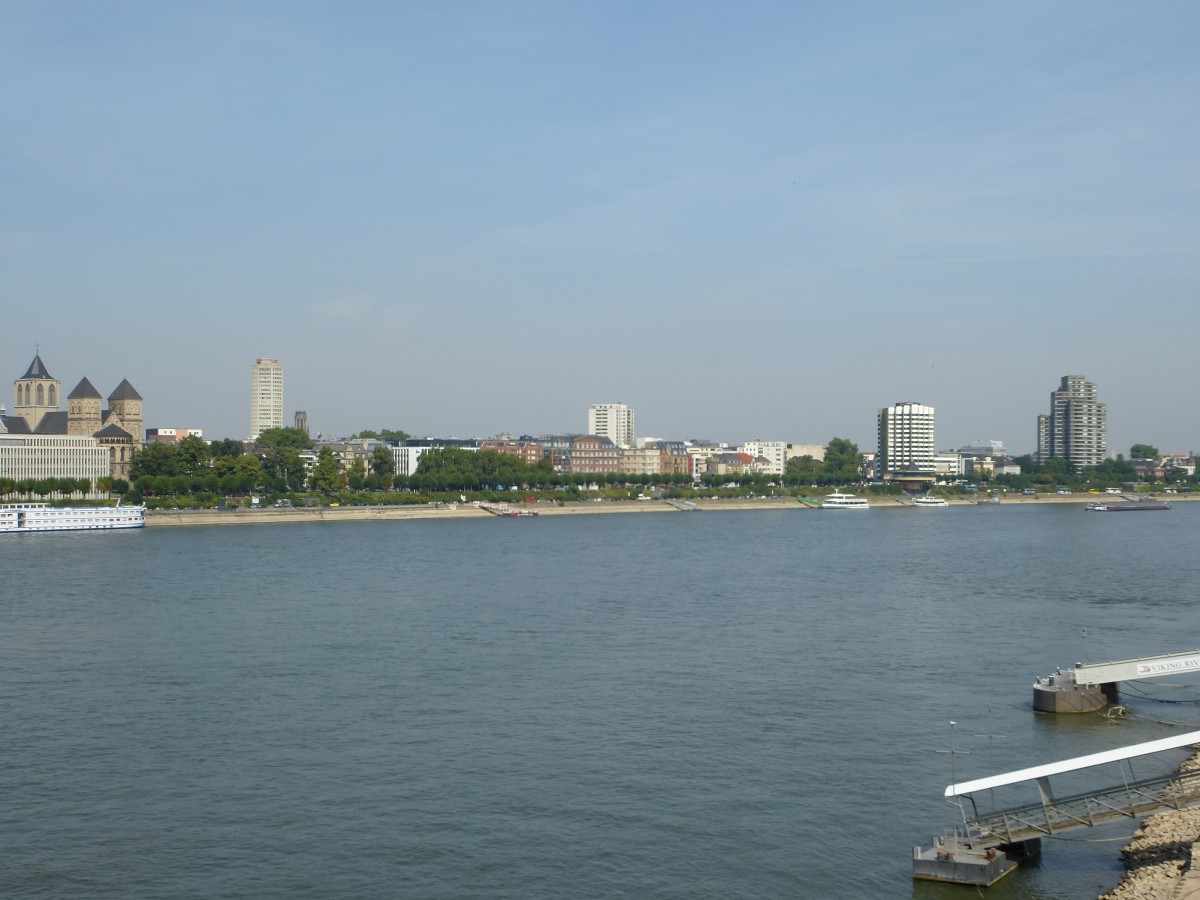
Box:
(236, 361), (1132, 484)
(306, 378), (1120, 486)
(7, 354), (1193, 497)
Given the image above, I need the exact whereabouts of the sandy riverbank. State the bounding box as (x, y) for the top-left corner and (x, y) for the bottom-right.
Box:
(143, 492), (1195, 527)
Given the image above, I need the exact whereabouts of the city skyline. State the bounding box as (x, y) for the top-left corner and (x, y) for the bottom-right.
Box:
(2, 348), (1185, 462)
(5, 4), (1198, 454)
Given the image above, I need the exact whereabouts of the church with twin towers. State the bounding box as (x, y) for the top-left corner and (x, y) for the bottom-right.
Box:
(1, 352), (144, 482)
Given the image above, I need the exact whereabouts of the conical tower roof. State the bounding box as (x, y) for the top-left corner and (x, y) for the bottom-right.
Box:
(68, 377), (102, 400)
(108, 378), (142, 401)
(20, 353), (54, 380)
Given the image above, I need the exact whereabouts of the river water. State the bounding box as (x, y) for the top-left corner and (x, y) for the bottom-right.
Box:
(2, 502), (1198, 898)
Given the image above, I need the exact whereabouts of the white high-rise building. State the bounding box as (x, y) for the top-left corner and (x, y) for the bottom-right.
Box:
(588, 403), (635, 449)
(877, 401), (936, 479)
(250, 358), (284, 441)
(740, 440), (787, 476)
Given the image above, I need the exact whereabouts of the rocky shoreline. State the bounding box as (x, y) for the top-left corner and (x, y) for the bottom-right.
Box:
(1100, 749), (1200, 900)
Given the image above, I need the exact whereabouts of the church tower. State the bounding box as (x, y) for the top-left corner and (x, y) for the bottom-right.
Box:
(13, 353), (60, 430)
(67, 377), (104, 436)
(107, 379), (143, 445)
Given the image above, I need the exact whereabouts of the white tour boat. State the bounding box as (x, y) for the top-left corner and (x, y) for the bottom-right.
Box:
(911, 495), (949, 507)
(0, 502), (145, 533)
(820, 492), (870, 510)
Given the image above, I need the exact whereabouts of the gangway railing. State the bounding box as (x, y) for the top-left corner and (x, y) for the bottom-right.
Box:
(964, 766), (1200, 846)
(915, 728), (1200, 885)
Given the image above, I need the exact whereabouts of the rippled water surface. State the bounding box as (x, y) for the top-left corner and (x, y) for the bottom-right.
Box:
(2, 503), (1198, 898)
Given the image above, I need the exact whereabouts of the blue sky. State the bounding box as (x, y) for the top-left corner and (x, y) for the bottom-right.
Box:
(3, 2), (1198, 454)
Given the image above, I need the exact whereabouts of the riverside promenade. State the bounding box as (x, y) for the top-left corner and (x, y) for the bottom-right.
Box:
(145, 496), (810, 526)
(144, 492), (1195, 528)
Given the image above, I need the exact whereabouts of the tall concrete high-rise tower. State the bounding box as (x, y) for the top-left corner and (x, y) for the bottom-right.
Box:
(877, 401), (935, 479)
(588, 402), (635, 449)
(250, 358), (284, 441)
(1037, 375), (1107, 469)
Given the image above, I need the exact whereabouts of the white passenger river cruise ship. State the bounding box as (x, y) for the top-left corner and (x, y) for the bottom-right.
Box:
(820, 492), (871, 510)
(0, 503), (145, 533)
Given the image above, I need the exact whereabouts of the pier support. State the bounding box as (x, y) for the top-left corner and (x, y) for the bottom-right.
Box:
(1033, 669), (1117, 712)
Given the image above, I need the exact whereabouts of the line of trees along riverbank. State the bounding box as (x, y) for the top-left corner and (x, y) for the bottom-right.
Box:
(115, 430), (1197, 510)
(121, 431), (866, 507)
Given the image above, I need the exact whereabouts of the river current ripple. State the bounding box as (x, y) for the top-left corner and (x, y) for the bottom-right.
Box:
(2, 503), (1198, 898)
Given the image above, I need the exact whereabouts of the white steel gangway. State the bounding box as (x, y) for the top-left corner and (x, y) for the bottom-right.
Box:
(914, 729), (1200, 885)
(1075, 650), (1200, 687)
(1034, 649), (1200, 713)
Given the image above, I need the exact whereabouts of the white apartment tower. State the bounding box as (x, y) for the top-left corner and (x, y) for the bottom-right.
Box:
(877, 401), (936, 479)
(1036, 375), (1107, 469)
(588, 403), (635, 449)
(250, 357), (284, 442)
(740, 440), (787, 476)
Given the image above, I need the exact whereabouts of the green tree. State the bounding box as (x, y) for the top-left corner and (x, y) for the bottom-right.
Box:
(784, 455), (822, 485)
(1130, 444), (1159, 460)
(255, 427), (313, 450)
(346, 458), (367, 491)
(311, 447), (341, 492)
(130, 442), (181, 478)
(1030, 456), (1069, 484)
(263, 447), (306, 491)
(370, 445), (396, 477)
(1084, 456), (1136, 483)
(351, 428), (411, 442)
(233, 454), (265, 486)
(177, 435), (213, 475)
(821, 438), (863, 484)
(211, 438), (245, 458)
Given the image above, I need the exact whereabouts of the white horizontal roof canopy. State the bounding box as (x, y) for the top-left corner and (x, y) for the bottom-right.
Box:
(946, 729), (1200, 798)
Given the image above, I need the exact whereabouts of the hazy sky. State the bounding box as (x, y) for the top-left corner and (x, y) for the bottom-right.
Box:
(4, 2), (1197, 455)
